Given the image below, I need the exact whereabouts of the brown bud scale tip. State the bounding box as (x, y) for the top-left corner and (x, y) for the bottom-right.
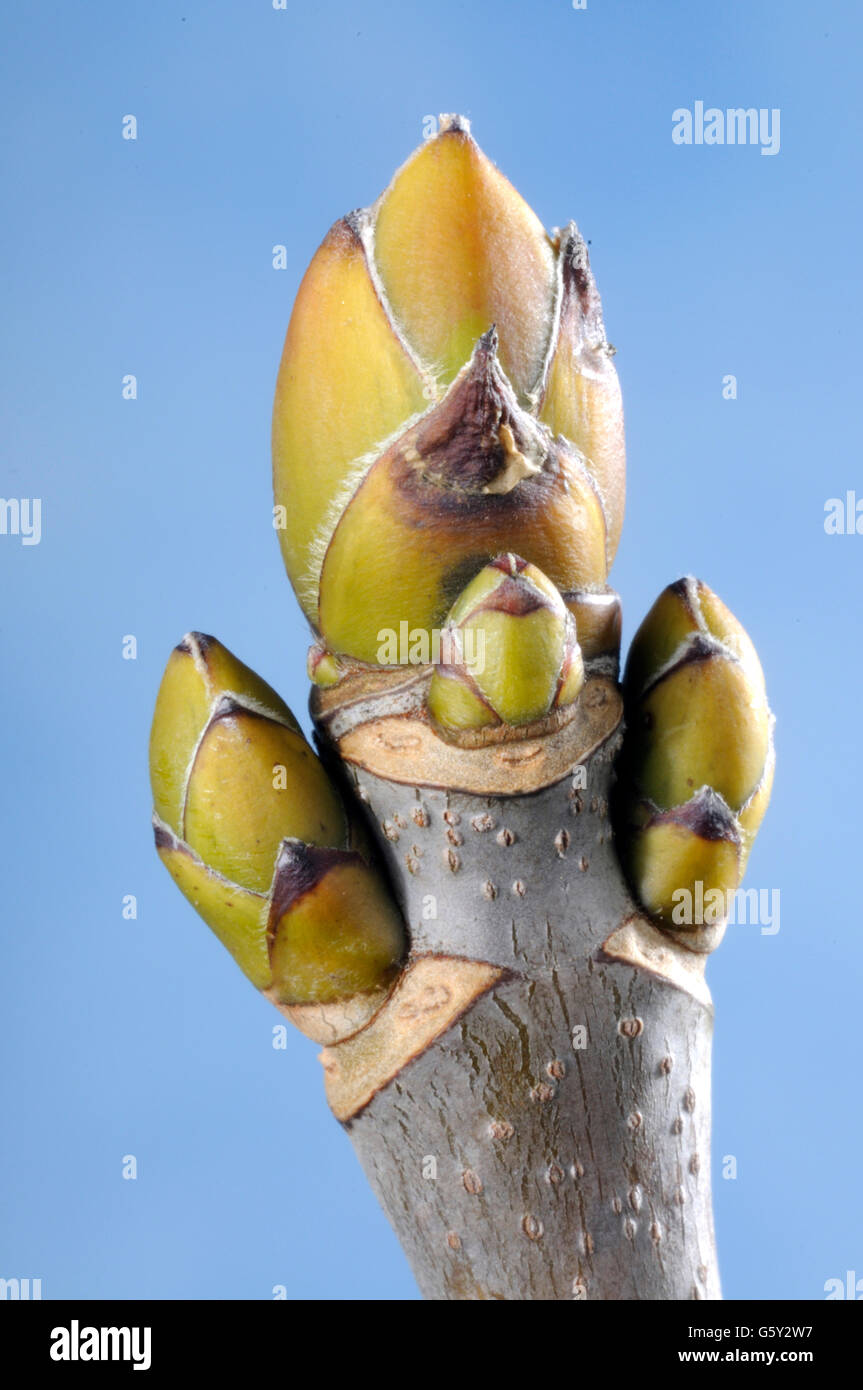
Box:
(389, 330), (547, 498)
(268, 840), (366, 920)
(654, 787), (741, 842)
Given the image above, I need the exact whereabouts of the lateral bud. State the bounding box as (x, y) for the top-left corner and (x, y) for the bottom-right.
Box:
(615, 579), (774, 928)
(149, 634), (407, 1041)
(428, 553), (584, 739)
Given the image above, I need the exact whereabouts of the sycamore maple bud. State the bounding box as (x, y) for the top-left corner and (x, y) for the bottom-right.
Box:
(149, 633), (405, 1040)
(427, 554), (584, 738)
(306, 641), (348, 688)
(272, 115), (624, 664)
(615, 579), (775, 925)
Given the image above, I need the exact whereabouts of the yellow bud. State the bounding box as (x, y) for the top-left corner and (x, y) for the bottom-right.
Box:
(150, 636), (406, 1033)
(616, 581), (775, 925)
(428, 554), (584, 736)
(272, 119), (623, 660)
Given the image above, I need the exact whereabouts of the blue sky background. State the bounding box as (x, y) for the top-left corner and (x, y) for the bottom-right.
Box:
(1, 0), (861, 1300)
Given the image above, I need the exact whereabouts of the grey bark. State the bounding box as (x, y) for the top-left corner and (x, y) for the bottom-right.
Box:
(312, 673), (721, 1301)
